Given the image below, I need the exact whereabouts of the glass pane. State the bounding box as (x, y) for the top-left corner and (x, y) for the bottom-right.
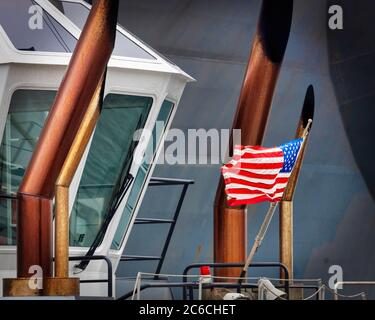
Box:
(0, 197), (17, 246)
(58, 1), (155, 59)
(0, 90), (56, 245)
(111, 100), (174, 250)
(0, 0), (77, 52)
(69, 94), (153, 247)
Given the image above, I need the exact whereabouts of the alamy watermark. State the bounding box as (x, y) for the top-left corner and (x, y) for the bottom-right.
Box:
(26, 4), (343, 31)
(28, 4), (44, 30)
(28, 265), (43, 290)
(133, 122), (242, 166)
(328, 265), (343, 290)
(328, 5), (344, 30)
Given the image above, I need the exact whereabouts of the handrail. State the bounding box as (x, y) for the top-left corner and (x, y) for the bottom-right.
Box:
(117, 281), (260, 300)
(117, 281), (323, 301)
(149, 177), (194, 186)
(52, 255), (113, 297)
(182, 262), (290, 300)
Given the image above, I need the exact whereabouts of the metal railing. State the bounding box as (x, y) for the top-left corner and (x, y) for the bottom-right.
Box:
(117, 277), (324, 301)
(55, 255), (113, 298)
(118, 281), (262, 300)
(182, 262), (290, 300)
(117, 262), (293, 300)
(121, 177), (194, 279)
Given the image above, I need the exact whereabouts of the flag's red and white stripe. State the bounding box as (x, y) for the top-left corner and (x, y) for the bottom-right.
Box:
(222, 145), (290, 206)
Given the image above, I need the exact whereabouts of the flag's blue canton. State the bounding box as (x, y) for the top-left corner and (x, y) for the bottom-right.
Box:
(278, 138), (303, 173)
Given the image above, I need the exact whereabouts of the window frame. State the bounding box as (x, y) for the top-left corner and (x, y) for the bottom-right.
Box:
(0, 87), (160, 253)
(53, 0), (173, 64)
(68, 91), (157, 251)
(57, 0), (158, 61)
(0, 86), (59, 248)
(0, 0), (79, 55)
(108, 97), (177, 255)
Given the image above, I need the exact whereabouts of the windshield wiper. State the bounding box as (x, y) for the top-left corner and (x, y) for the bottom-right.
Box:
(75, 114), (145, 271)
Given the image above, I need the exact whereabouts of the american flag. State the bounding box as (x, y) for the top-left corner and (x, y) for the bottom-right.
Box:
(222, 138), (303, 206)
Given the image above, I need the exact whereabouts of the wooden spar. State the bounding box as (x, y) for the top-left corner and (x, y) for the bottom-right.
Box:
(239, 119), (312, 285)
(3, 0), (118, 297)
(279, 85), (315, 279)
(214, 0), (293, 280)
(54, 75), (104, 279)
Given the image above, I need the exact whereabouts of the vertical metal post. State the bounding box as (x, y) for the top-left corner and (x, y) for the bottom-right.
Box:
(214, 0), (293, 280)
(155, 184), (189, 277)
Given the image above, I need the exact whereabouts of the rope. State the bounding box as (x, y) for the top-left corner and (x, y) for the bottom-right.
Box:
(119, 275), (321, 283)
(128, 272), (368, 300)
(127, 272), (263, 281)
(262, 277), (322, 283)
(257, 284), (365, 301)
(303, 285), (325, 300)
(323, 285), (366, 300)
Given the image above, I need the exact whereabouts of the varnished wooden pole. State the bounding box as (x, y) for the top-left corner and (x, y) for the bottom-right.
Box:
(279, 200), (293, 277)
(45, 76), (104, 296)
(279, 87), (314, 279)
(54, 76), (104, 279)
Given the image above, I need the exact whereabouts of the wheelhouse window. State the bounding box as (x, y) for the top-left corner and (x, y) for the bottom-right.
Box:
(0, 0), (77, 52)
(69, 94), (153, 247)
(55, 1), (156, 59)
(111, 100), (174, 250)
(0, 90), (56, 245)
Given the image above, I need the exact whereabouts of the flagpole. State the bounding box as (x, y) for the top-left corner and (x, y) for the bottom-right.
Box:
(238, 119), (312, 285)
(280, 86), (314, 280)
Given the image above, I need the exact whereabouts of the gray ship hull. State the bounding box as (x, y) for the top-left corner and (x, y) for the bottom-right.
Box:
(117, 0), (375, 299)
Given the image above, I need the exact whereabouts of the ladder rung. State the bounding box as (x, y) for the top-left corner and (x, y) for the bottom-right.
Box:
(134, 218), (175, 224)
(121, 255), (162, 261)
